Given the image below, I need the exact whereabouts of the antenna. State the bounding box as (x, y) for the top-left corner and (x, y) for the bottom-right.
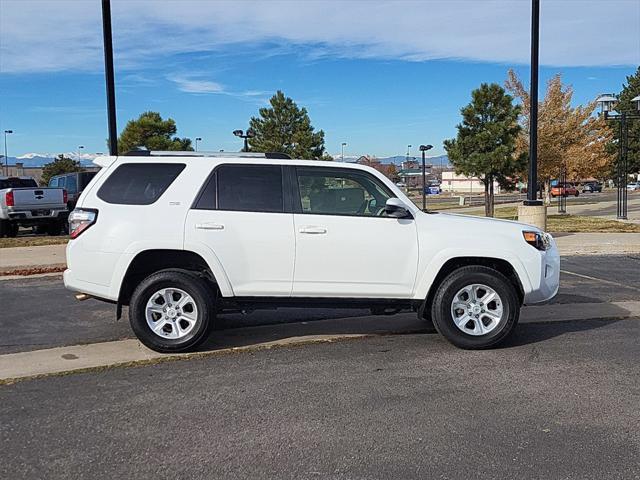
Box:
(101, 0), (118, 156)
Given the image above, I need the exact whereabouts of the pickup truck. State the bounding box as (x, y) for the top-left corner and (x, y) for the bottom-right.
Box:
(0, 176), (68, 237)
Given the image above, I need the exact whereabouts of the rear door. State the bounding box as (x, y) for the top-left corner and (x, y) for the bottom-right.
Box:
(291, 166), (418, 298)
(184, 164), (295, 297)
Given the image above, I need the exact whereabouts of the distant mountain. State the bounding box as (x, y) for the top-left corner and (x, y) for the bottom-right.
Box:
(3, 153), (97, 167)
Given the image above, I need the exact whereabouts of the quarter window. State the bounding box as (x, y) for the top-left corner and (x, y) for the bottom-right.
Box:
(296, 168), (394, 217)
(97, 163), (185, 205)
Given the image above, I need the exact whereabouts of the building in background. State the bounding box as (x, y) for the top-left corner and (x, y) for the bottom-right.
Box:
(441, 171), (503, 194)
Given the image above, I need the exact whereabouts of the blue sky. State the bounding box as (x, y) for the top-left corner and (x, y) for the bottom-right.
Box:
(1, 0), (639, 159)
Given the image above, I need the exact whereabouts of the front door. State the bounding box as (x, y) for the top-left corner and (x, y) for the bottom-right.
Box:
(291, 166), (418, 298)
(185, 164), (295, 297)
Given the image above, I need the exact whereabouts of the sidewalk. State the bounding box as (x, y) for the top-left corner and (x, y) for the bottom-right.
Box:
(0, 244), (67, 272)
(2, 300), (639, 382)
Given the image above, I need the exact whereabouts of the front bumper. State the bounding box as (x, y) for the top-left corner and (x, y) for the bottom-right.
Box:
(522, 242), (560, 305)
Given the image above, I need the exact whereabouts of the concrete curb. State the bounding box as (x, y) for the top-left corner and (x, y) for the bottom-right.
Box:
(1, 301), (639, 384)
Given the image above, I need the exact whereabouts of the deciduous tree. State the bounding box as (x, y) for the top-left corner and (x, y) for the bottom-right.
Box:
(118, 111), (193, 153)
(505, 70), (614, 202)
(248, 91), (326, 159)
(444, 83), (523, 217)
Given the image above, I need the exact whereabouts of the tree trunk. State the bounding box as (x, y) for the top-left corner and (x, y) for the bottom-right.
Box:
(544, 178), (551, 205)
(484, 177), (495, 217)
(489, 177), (495, 217)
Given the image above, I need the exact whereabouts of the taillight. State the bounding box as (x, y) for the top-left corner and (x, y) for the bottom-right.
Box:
(69, 209), (98, 239)
(5, 191), (14, 207)
(63, 189), (68, 204)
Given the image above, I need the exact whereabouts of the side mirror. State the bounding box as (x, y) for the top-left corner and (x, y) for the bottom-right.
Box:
(385, 198), (413, 219)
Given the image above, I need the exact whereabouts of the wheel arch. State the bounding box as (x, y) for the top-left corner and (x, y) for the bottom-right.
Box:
(117, 249), (230, 308)
(417, 256), (525, 320)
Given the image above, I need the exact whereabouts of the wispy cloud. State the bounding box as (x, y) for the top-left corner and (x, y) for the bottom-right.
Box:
(1, 0), (638, 75)
(166, 73), (269, 102)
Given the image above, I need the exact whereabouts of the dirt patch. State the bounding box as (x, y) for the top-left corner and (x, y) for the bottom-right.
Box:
(0, 265), (67, 277)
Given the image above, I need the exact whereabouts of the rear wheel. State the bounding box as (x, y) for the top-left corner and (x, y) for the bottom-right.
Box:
(6, 222), (18, 238)
(129, 270), (215, 353)
(431, 266), (519, 349)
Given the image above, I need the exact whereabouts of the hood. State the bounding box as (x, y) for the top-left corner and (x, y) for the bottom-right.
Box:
(431, 211), (541, 234)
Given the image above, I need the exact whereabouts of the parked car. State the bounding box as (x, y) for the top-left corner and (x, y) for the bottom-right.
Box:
(581, 181), (603, 193)
(627, 182), (640, 191)
(0, 176), (67, 237)
(64, 152), (559, 353)
(49, 171), (97, 219)
(550, 182), (579, 197)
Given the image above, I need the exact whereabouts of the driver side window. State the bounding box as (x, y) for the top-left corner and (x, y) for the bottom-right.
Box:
(296, 167), (394, 217)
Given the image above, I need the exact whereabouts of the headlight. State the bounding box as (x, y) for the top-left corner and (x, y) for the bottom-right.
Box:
(522, 230), (551, 251)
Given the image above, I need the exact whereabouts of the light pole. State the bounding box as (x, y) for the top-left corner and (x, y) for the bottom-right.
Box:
(419, 145), (433, 211)
(195, 137), (202, 152)
(101, 0), (118, 156)
(341, 142), (347, 162)
(4, 130), (13, 176)
(233, 129), (255, 152)
(77, 145), (84, 161)
(596, 93), (640, 220)
(406, 144), (412, 164)
(524, 0), (542, 207)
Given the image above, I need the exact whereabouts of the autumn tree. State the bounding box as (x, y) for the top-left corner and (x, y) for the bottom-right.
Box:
(505, 70), (614, 203)
(444, 83), (524, 217)
(118, 111), (193, 153)
(41, 154), (83, 185)
(248, 91), (326, 159)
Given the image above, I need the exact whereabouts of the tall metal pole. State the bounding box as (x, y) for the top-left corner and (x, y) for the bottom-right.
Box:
(525, 0), (541, 205)
(102, 0), (118, 156)
(618, 112), (628, 220)
(3, 131), (8, 176)
(421, 150), (426, 211)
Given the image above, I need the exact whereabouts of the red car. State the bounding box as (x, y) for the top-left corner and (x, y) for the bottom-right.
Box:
(551, 183), (579, 197)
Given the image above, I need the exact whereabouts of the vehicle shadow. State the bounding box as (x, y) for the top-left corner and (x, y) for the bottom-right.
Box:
(501, 318), (625, 348)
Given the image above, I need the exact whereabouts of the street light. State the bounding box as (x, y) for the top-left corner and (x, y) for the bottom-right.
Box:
(596, 93), (640, 220)
(77, 145), (84, 161)
(233, 129), (255, 152)
(419, 144), (433, 211)
(406, 144), (412, 163)
(195, 137), (202, 152)
(4, 130), (13, 176)
(341, 142), (347, 162)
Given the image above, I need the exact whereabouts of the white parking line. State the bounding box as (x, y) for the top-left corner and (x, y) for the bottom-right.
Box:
(560, 270), (640, 292)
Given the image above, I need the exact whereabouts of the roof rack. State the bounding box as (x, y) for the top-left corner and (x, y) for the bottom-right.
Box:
(123, 149), (291, 160)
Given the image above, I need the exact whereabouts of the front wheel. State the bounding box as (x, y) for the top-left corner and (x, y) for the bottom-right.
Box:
(431, 266), (520, 349)
(129, 270), (216, 353)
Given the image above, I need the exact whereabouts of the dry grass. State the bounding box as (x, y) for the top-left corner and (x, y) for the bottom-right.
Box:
(470, 207), (640, 233)
(0, 235), (69, 249)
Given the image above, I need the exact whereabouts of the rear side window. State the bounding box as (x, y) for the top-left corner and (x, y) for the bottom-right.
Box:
(213, 164), (283, 213)
(97, 163), (185, 205)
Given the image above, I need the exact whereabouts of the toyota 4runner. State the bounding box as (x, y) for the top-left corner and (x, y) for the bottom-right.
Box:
(64, 152), (559, 353)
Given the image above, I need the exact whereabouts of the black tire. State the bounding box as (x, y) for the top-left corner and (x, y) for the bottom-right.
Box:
(6, 222), (18, 238)
(46, 221), (63, 236)
(574, 191), (579, 197)
(129, 270), (216, 353)
(431, 266), (520, 349)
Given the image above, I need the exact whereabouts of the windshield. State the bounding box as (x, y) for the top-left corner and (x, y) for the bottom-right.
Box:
(0, 178), (38, 189)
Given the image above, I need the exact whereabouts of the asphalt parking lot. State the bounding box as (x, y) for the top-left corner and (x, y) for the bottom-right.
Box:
(1, 254), (638, 354)
(0, 254), (638, 479)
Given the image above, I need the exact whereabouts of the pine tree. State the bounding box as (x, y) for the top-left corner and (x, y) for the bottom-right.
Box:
(611, 67), (640, 176)
(248, 91), (326, 159)
(118, 111), (193, 153)
(444, 83), (524, 217)
(41, 154), (83, 185)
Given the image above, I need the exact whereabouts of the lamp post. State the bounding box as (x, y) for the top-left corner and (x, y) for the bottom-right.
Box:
(4, 130), (13, 176)
(233, 129), (255, 152)
(596, 93), (640, 220)
(195, 137), (202, 152)
(341, 142), (347, 162)
(406, 144), (412, 164)
(77, 145), (84, 161)
(419, 144), (433, 211)
(101, 0), (118, 156)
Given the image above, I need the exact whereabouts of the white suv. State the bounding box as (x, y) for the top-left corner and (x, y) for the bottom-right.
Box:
(64, 152), (559, 352)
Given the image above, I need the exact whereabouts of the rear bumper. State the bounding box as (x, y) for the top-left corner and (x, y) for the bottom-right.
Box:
(63, 268), (116, 301)
(6, 207), (67, 221)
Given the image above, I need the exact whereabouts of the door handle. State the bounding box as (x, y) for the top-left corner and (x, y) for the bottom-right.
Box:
(299, 226), (327, 234)
(196, 223), (224, 230)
